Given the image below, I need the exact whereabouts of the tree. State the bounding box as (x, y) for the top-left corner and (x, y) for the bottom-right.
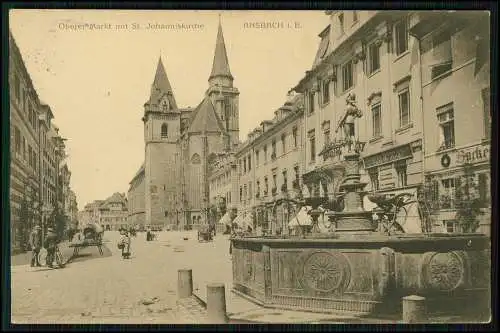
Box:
(18, 198), (30, 252)
(50, 202), (67, 240)
(455, 163), (484, 233)
(421, 163), (485, 234)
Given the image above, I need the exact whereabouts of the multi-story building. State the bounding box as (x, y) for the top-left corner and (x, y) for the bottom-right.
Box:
(80, 193), (128, 231)
(207, 152), (238, 230)
(80, 200), (103, 227)
(293, 11), (425, 216)
(233, 94), (305, 233)
(408, 11), (491, 235)
(9, 30), (75, 252)
(66, 189), (79, 228)
(98, 193), (129, 231)
(127, 164), (146, 229)
(128, 18), (240, 231)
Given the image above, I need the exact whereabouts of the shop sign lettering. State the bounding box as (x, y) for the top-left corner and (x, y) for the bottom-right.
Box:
(456, 144), (490, 165)
(363, 144), (413, 169)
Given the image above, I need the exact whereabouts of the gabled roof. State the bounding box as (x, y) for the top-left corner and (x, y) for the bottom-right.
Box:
(209, 20), (233, 80)
(147, 57), (178, 109)
(187, 97), (225, 134)
(100, 192), (127, 208)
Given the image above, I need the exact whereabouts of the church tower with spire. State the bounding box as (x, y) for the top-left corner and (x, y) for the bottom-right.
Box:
(142, 56), (181, 228)
(129, 17), (240, 231)
(207, 17), (240, 150)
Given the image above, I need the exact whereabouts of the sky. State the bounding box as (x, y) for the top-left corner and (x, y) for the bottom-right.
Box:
(10, 10), (328, 210)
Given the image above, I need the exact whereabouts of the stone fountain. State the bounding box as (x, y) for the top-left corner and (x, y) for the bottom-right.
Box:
(230, 94), (490, 321)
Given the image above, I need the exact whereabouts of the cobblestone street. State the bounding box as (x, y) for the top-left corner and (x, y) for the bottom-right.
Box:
(11, 231), (232, 324)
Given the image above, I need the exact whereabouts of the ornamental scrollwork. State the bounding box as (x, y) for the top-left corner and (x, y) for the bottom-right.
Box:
(421, 251), (465, 292)
(301, 251), (351, 293)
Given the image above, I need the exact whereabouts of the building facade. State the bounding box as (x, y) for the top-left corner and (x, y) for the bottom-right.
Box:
(128, 19), (240, 231)
(127, 164), (146, 229)
(9, 31), (75, 253)
(230, 94), (305, 234)
(80, 193), (128, 231)
(409, 11), (491, 235)
(98, 193), (129, 231)
(217, 10), (491, 236)
(293, 11), (425, 221)
(207, 152), (237, 229)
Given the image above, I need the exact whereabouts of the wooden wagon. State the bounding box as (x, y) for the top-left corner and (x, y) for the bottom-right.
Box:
(68, 224), (104, 261)
(197, 225), (213, 242)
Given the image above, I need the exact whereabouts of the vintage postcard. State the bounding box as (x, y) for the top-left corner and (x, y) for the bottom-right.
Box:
(7, 9), (491, 325)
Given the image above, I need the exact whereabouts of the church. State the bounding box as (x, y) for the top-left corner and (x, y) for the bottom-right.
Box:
(127, 20), (240, 230)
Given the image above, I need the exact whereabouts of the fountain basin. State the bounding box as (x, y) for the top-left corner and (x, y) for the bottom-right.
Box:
(231, 233), (490, 318)
(327, 211), (375, 232)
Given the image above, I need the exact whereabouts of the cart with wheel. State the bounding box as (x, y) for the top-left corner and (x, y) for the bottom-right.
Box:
(197, 225), (213, 242)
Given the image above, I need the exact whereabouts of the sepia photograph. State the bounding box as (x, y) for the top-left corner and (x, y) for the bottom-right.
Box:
(6, 8), (492, 325)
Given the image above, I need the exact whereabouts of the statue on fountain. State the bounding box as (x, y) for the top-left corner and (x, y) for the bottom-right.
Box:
(335, 93), (363, 152)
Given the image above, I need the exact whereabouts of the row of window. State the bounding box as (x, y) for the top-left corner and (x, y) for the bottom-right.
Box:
(310, 17), (410, 116)
(425, 173), (490, 210)
(368, 161), (408, 192)
(239, 127), (299, 175)
(240, 166), (300, 203)
(12, 72), (50, 137)
(100, 217), (127, 222)
(210, 170), (232, 191)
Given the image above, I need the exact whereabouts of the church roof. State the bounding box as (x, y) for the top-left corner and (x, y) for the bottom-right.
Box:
(129, 163), (145, 184)
(209, 21), (233, 80)
(187, 97), (225, 134)
(147, 57), (178, 109)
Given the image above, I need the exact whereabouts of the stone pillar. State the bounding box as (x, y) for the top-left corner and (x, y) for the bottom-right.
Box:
(402, 295), (427, 323)
(207, 283), (228, 323)
(177, 269), (193, 299)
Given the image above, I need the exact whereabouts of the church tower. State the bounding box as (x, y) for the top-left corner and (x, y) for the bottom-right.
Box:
(143, 56), (181, 228)
(207, 18), (240, 149)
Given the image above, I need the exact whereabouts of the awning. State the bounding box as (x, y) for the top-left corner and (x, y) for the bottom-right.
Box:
(288, 206), (329, 232)
(232, 213), (244, 228)
(233, 212), (253, 229)
(217, 212), (231, 225)
(288, 206), (312, 227)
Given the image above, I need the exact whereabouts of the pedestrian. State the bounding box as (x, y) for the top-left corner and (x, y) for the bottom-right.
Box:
(118, 228), (131, 259)
(146, 226), (151, 241)
(29, 225), (42, 267)
(43, 227), (58, 268)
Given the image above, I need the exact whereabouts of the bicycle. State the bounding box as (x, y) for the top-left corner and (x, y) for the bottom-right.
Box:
(370, 193), (416, 235)
(39, 244), (66, 268)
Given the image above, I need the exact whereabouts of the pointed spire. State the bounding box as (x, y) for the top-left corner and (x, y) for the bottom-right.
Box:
(209, 18), (233, 81)
(148, 56), (177, 109)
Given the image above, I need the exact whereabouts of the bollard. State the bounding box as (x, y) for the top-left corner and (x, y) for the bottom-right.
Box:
(177, 269), (193, 299)
(402, 295), (427, 323)
(207, 283), (228, 323)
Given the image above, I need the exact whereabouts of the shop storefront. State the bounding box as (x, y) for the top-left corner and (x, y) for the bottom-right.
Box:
(361, 139), (423, 196)
(424, 141), (491, 235)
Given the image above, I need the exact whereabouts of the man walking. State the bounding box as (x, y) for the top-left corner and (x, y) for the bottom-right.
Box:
(29, 225), (42, 267)
(43, 227), (58, 268)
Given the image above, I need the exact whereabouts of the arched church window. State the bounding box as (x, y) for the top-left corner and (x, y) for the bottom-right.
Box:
(161, 123), (168, 138)
(191, 153), (201, 164)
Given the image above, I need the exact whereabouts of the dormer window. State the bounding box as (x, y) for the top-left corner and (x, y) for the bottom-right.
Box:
(338, 13), (345, 35)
